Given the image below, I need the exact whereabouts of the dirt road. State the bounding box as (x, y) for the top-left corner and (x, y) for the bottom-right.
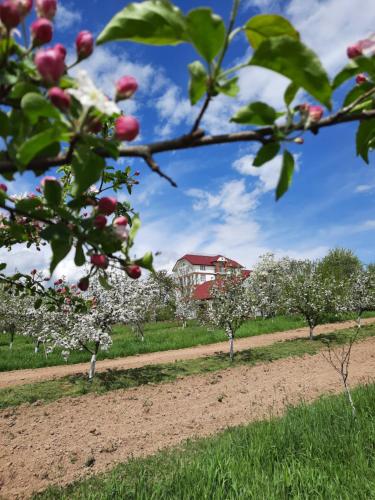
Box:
(1, 334), (375, 498)
(1, 317), (374, 389)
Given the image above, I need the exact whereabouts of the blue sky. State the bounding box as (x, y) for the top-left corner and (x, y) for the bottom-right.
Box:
(2, 0), (375, 279)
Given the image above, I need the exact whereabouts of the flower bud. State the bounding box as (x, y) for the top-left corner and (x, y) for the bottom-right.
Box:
(76, 30), (94, 60)
(48, 87), (71, 111)
(115, 76), (138, 101)
(98, 196), (117, 216)
(35, 0), (56, 20)
(35, 47), (65, 83)
(31, 269), (37, 275)
(0, 183), (8, 192)
(113, 216), (128, 226)
(347, 44), (362, 59)
(14, 0), (33, 18)
(94, 214), (107, 229)
(115, 116), (140, 142)
(53, 43), (66, 60)
(125, 265), (141, 280)
(0, 1), (21, 29)
(90, 254), (109, 269)
(31, 18), (53, 46)
(78, 276), (89, 291)
(308, 105), (323, 122)
(356, 73), (367, 84)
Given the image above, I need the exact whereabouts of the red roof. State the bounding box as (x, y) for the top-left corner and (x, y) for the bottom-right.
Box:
(176, 254), (243, 268)
(193, 270), (251, 300)
(193, 281), (214, 300)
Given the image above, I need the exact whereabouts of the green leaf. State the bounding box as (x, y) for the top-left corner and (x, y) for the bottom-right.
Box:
(0, 110), (9, 137)
(135, 251), (154, 272)
(284, 82), (299, 106)
(128, 214), (141, 245)
(231, 101), (277, 125)
(188, 61), (207, 105)
(9, 82), (39, 99)
(72, 146), (105, 196)
(41, 223), (72, 273)
(343, 82), (373, 107)
(332, 61), (359, 90)
(245, 14), (300, 49)
(0, 263), (7, 271)
(253, 143), (280, 167)
(21, 92), (60, 124)
(276, 150), (294, 200)
(250, 36), (332, 109)
(186, 8), (225, 63)
(17, 126), (67, 166)
(34, 298), (42, 309)
(97, 0), (188, 46)
(356, 119), (375, 164)
(216, 77), (240, 97)
(99, 274), (112, 290)
(74, 243), (86, 267)
(44, 179), (62, 207)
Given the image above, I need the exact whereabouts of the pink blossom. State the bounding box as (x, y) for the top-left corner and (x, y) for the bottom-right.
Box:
(48, 87), (71, 111)
(0, 1), (21, 29)
(98, 197), (117, 216)
(115, 116), (140, 142)
(90, 254), (109, 269)
(31, 18), (53, 46)
(94, 214), (107, 229)
(35, 47), (65, 83)
(35, 0), (56, 20)
(76, 30), (94, 60)
(116, 76), (138, 101)
(125, 265), (142, 280)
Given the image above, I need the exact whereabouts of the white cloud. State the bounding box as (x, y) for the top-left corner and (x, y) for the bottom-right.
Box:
(355, 184), (375, 193)
(55, 3), (82, 30)
(233, 154), (283, 192)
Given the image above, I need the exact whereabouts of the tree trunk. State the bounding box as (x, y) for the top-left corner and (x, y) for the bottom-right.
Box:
(9, 341), (13, 350)
(34, 340), (41, 354)
(343, 379), (356, 418)
(357, 315), (362, 329)
(229, 331), (234, 361)
(88, 354), (96, 380)
(309, 325), (314, 340)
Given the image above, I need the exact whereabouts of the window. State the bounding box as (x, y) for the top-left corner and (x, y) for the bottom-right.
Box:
(200, 274), (205, 283)
(200, 265), (206, 270)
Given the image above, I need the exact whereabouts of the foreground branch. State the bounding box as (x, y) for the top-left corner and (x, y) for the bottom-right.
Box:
(1, 109), (374, 180)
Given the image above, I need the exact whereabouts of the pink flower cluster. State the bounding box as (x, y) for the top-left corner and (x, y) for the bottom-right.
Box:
(299, 103), (324, 122)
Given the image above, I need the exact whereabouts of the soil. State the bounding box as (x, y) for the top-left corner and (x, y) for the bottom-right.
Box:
(1, 333), (375, 499)
(1, 317), (374, 389)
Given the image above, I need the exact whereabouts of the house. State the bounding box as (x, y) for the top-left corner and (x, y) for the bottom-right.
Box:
(172, 253), (251, 299)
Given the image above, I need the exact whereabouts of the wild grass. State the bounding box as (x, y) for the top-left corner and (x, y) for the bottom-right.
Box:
(0, 312), (371, 372)
(35, 381), (375, 499)
(1, 323), (374, 410)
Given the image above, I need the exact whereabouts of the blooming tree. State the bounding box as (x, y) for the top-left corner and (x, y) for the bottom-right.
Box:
(283, 259), (346, 339)
(346, 269), (375, 327)
(245, 253), (291, 318)
(207, 273), (251, 359)
(175, 286), (196, 328)
(0, 0), (373, 299)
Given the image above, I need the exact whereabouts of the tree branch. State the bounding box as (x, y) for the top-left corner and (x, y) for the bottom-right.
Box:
(0, 109), (374, 178)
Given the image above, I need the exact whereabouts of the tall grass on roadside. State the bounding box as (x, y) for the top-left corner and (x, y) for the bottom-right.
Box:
(36, 382), (375, 499)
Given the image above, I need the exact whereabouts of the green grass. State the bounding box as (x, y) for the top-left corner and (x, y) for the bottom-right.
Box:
(1, 312), (373, 372)
(1, 324), (374, 410)
(35, 381), (375, 499)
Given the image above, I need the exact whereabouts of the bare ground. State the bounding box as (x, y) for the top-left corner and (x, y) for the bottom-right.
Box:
(1, 317), (374, 389)
(1, 334), (375, 499)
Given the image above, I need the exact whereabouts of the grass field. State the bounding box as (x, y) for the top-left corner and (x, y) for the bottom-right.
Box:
(1, 323), (373, 409)
(1, 312), (372, 372)
(35, 381), (375, 499)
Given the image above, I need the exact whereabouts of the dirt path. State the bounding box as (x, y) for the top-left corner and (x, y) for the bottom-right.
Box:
(1, 335), (375, 499)
(2, 317), (374, 389)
